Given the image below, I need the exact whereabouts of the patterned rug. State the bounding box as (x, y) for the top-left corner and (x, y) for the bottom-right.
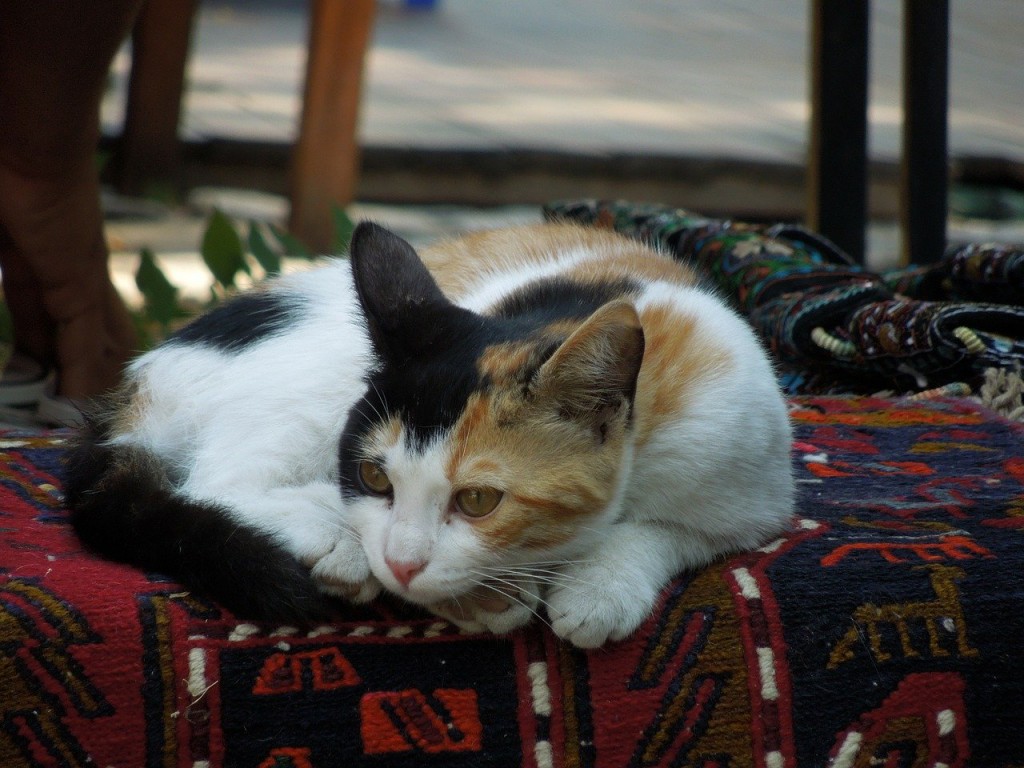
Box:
(2, 395), (1023, 767)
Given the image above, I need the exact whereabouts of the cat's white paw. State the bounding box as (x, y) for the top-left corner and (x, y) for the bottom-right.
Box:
(428, 579), (540, 636)
(287, 525), (340, 567)
(546, 563), (658, 648)
(308, 535), (381, 604)
(258, 482), (351, 567)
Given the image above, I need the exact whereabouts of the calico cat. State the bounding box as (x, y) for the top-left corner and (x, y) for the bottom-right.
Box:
(65, 221), (794, 648)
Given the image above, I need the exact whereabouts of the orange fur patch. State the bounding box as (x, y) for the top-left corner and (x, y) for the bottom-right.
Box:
(476, 342), (543, 382)
(445, 366), (626, 552)
(562, 245), (697, 290)
(632, 303), (733, 446)
(420, 222), (699, 302)
(357, 416), (403, 460)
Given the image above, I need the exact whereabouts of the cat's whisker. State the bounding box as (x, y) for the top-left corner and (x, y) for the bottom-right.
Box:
(517, 575), (592, 597)
(508, 575), (580, 590)
(481, 567), (570, 587)
(368, 382), (392, 420)
(465, 574), (555, 633)
(349, 382), (392, 434)
(494, 585), (562, 630)
(446, 589), (469, 623)
(504, 564), (565, 572)
(478, 563), (598, 587)
(479, 558), (589, 568)
(351, 401), (388, 434)
(472, 563), (579, 589)
(475, 559), (590, 573)
(467, 569), (529, 593)
(504, 566), (602, 595)
(468, 569), (584, 624)
(303, 513), (359, 537)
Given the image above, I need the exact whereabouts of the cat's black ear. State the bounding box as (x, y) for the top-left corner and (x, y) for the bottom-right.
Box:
(533, 300), (645, 437)
(348, 221), (452, 360)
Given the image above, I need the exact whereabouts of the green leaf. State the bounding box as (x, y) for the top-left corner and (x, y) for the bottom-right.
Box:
(128, 309), (156, 351)
(201, 210), (249, 288)
(135, 248), (180, 327)
(247, 222), (281, 275)
(331, 205), (356, 253)
(269, 224), (313, 259)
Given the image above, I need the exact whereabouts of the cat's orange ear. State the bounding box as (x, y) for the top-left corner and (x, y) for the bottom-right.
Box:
(533, 300), (645, 433)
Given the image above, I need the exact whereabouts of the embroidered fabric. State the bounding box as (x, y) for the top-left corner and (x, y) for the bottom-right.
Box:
(544, 199), (1024, 395)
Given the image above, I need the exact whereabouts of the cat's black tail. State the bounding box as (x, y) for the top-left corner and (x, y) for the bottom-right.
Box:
(63, 418), (334, 623)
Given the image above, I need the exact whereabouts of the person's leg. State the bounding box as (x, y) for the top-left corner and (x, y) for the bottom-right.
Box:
(0, 0), (143, 398)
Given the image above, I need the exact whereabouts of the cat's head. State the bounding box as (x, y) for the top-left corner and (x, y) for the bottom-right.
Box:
(339, 222), (645, 608)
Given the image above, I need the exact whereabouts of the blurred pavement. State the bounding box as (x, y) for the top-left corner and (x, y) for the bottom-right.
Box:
(103, 0), (1024, 161)
(100, 0), (1024, 289)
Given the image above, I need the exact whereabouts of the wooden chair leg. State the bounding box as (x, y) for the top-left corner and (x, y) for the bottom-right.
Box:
(110, 0), (199, 196)
(289, 0), (376, 252)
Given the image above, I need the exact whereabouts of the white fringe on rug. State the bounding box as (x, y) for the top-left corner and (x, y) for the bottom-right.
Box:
(976, 367), (1024, 423)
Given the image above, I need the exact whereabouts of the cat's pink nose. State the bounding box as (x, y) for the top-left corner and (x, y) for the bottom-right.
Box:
(386, 559), (426, 588)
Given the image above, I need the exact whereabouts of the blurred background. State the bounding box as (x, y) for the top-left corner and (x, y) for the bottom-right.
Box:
(97, 0), (1024, 301)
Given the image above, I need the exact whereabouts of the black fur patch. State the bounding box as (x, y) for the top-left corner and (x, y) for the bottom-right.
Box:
(64, 420), (332, 622)
(490, 277), (640, 325)
(340, 312), (493, 480)
(168, 290), (304, 352)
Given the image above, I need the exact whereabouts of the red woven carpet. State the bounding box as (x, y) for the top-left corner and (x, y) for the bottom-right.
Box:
(2, 396), (1022, 767)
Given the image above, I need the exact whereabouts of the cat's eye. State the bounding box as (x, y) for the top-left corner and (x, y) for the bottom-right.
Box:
(454, 487), (504, 518)
(358, 461), (392, 495)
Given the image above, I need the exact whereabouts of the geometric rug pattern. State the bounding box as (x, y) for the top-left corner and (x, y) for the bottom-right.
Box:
(2, 395), (1023, 766)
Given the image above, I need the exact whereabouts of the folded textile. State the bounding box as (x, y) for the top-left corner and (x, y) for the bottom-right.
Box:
(544, 199), (1024, 394)
(884, 242), (1024, 304)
